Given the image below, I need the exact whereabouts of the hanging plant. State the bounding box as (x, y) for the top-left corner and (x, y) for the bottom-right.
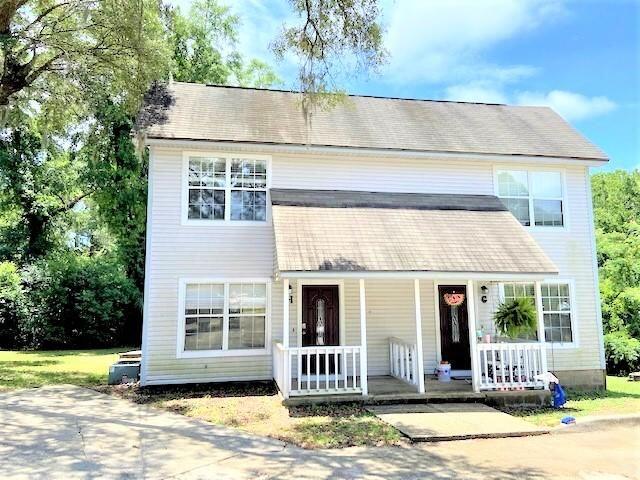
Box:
(493, 297), (537, 339)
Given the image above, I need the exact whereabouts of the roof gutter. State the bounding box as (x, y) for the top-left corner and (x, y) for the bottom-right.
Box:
(144, 137), (608, 166)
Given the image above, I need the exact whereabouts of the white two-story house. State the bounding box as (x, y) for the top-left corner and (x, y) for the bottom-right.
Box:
(139, 82), (608, 400)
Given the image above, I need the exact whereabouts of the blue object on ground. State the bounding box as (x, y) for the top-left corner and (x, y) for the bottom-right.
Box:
(561, 416), (576, 424)
(553, 383), (567, 408)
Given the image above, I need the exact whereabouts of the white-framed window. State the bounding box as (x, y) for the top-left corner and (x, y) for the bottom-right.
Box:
(496, 170), (565, 227)
(178, 278), (271, 358)
(499, 280), (576, 345)
(541, 282), (574, 344)
(503, 283), (536, 304)
(183, 152), (270, 224)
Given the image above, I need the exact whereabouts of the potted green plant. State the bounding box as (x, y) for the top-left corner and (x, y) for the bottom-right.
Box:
(493, 297), (537, 340)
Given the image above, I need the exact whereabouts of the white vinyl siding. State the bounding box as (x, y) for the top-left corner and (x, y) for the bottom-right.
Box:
(141, 147), (603, 385)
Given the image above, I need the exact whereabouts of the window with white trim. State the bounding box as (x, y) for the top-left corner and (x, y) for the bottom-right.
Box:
(500, 281), (574, 344)
(541, 282), (573, 343)
(183, 281), (267, 352)
(503, 283), (535, 304)
(502, 283), (537, 340)
(497, 170), (564, 227)
(186, 155), (268, 222)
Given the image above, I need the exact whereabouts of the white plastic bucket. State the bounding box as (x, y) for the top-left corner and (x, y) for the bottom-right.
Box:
(436, 362), (451, 382)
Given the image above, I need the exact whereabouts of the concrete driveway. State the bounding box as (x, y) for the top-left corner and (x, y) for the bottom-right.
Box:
(0, 385), (638, 479)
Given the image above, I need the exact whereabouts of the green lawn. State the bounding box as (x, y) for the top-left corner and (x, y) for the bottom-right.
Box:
(509, 376), (640, 427)
(0, 348), (124, 391)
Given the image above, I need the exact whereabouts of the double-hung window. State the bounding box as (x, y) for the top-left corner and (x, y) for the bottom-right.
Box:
(540, 282), (574, 343)
(181, 280), (269, 356)
(496, 170), (564, 227)
(185, 154), (269, 223)
(500, 281), (575, 345)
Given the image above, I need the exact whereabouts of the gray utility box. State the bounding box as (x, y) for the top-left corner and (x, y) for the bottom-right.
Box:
(108, 361), (140, 385)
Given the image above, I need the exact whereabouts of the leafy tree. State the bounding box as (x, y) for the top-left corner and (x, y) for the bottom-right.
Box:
(272, 0), (387, 105)
(164, 0), (279, 87)
(0, 0), (169, 129)
(81, 99), (147, 292)
(0, 127), (87, 260)
(592, 169), (640, 373)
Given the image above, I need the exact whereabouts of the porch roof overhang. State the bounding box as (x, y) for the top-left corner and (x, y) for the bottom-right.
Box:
(271, 189), (559, 280)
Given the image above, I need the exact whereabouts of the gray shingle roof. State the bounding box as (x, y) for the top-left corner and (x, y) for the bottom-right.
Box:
(271, 190), (558, 274)
(145, 82), (608, 161)
(271, 189), (507, 211)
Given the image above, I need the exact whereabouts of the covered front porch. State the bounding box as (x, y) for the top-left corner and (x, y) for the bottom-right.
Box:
(272, 277), (550, 400)
(269, 189), (557, 400)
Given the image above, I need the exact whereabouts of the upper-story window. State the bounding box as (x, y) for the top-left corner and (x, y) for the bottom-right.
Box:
(185, 154), (269, 223)
(496, 170), (564, 227)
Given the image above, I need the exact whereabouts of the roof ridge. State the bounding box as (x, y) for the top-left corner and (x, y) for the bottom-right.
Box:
(171, 81), (513, 107)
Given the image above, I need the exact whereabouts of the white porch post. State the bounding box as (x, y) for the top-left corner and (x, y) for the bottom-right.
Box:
(466, 280), (481, 393)
(283, 278), (290, 347)
(535, 281), (549, 383)
(414, 279), (426, 393)
(359, 279), (368, 396)
(282, 278), (290, 398)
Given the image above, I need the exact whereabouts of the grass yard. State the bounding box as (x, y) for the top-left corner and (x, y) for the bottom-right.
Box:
(103, 382), (402, 449)
(508, 376), (640, 427)
(0, 348), (123, 391)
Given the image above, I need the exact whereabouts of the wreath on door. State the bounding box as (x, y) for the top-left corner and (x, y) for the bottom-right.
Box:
(443, 293), (465, 306)
(443, 292), (465, 343)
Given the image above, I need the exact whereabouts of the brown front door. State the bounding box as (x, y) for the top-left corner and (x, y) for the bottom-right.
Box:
(302, 285), (340, 374)
(438, 285), (471, 370)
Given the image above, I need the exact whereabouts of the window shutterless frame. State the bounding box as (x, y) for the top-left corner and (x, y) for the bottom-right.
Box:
(181, 151), (272, 226)
(498, 278), (578, 348)
(176, 277), (272, 358)
(493, 165), (569, 231)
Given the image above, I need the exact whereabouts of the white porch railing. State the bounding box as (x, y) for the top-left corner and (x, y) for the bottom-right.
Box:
(273, 342), (363, 398)
(389, 337), (419, 387)
(476, 342), (547, 391)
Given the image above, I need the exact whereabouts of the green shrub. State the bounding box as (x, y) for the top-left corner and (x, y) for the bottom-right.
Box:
(493, 297), (537, 339)
(22, 254), (141, 349)
(604, 330), (640, 375)
(0, 262), (27, 348)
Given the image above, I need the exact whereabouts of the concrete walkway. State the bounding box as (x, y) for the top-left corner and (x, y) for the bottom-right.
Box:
(0, 385), (638, 479)
(367, 403), (548, 441)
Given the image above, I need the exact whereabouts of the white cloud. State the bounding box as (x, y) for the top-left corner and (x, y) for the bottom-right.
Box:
(444, 83), (617, 122)
(381, 0), (566, 85)
(515, 90), (617, 121)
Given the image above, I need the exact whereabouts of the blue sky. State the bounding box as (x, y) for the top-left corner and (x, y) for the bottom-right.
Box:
(171, 0), (639, 171)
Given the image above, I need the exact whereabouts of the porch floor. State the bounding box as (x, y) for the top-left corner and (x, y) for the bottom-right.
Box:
(368, 376), (473, 395)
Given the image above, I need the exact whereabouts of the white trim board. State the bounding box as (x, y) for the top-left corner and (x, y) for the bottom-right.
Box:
(139, 148), (156, 386)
